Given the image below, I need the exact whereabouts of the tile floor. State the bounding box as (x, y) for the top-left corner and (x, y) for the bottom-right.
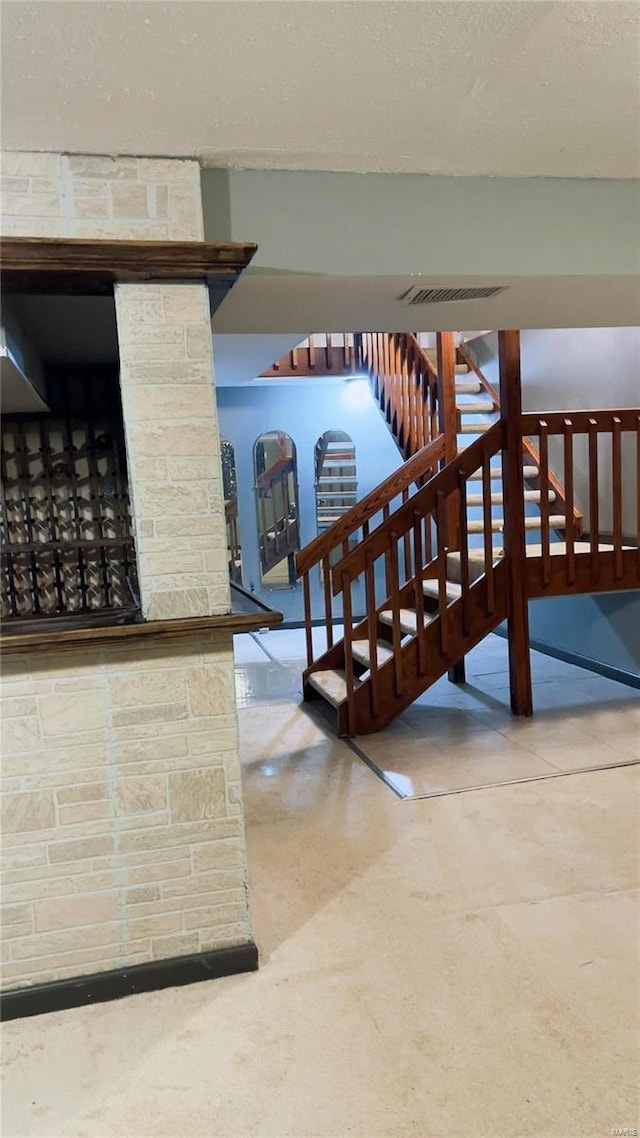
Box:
(2, 632), (638, 1138)
(236, 629), (639, 798)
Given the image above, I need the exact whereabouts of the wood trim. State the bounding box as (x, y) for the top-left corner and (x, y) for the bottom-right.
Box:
(0, 237), (257, 313)
(1, 236), (257, 280)
(295, 434), (445, 576)
(1, 608), (283, 656)
(521, 409), (640, 433)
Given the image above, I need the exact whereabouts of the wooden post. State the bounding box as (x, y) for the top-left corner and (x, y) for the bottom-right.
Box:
(499, 330), (533, 717)
(436, 333), (459, 546)
(437, 332), (462, 684)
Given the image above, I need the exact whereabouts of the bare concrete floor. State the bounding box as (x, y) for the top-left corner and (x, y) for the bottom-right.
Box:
(2, 635), (639, 1138)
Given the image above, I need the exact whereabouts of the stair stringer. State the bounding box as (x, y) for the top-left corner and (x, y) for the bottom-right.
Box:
(343, 560), (509, 736)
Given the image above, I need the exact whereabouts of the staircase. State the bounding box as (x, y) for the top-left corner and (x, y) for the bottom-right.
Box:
(295, 331), (639, 737)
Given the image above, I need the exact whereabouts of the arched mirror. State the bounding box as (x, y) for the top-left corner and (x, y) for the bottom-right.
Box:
(221, 438), (242, 584)
(315, 430), (357, 537)
(254, 431), (300, 587)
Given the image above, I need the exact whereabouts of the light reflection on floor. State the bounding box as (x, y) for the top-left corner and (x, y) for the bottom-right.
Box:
(234, 630), (639, 800)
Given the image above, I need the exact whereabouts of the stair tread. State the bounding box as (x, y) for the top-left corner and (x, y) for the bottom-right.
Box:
(455, 380), (482, 394)
(352, 640), (395, 668)
(457, 401), (496, 415)
(458, 422), (494, 434)
(379, 608), (438, 635)
(466, 514), (567, 533)
(423, 579), (462, 602)
(465, 489), (556, 507)
(466, 464), (539, 480)
(307, 669), (352, 707)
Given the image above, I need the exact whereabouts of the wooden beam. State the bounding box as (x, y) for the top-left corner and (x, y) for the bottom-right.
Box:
(0, 236), (257, 315)
(499, 330), (533, 717)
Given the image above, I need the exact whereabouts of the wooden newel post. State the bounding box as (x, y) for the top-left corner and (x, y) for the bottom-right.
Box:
(499, 330), (533, 717)
(437, 332), (465, 684)
(436, 332), (459, 550)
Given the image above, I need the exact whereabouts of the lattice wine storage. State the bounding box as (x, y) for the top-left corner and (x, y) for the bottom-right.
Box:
(1, 417), (138, 623)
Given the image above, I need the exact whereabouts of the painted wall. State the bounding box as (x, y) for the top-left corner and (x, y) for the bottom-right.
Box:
(202, 170), (640, 278)
(216, 378), (404, 623)
(472, 327), (640, 680)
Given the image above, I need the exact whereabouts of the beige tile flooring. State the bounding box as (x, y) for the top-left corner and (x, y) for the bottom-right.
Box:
(2, 632), (638, 1138)
(237, 629), (639, 798)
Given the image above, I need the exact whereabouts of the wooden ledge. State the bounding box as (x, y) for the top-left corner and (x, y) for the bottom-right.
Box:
(1, 608), (283, 657)
(0, 237), (258, 313)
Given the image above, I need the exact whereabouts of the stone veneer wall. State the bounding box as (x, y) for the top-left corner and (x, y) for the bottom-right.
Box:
(0, 152), (252, 990)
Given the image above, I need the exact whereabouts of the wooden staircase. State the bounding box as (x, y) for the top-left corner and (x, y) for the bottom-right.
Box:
(295, 331), (640, 736)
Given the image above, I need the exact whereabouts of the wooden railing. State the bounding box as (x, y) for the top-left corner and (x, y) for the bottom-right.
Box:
(261, 334), (357, 378)
(256, 456), (300, 576)
(296, 434), (445, 668)
(328, 423), (507, 735)
(359, 332), (440, 461)
(457, 342), (584, 536)
(521, 408), (640, 595)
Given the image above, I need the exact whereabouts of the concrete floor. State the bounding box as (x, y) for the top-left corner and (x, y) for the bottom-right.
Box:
(2, 634), (639, 1138)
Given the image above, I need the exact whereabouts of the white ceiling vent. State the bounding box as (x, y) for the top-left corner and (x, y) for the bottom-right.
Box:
(400, 285), (507, 305)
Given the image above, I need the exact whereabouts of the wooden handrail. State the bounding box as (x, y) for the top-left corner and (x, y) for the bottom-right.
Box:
(295, 434), (445, 576)
(521, 408), (640, 433)
(256, 455), (295, 492)
(332, 422), (506, 592)
(457, 341), (584, 533)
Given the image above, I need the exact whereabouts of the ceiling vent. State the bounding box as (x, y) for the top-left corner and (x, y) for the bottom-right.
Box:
(400, 285), (507, 305)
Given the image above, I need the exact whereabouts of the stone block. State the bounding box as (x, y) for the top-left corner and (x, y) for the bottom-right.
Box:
(10, 923), (120, 960)
(58, 801), (113, 826)
(183, 901), (247, 930)
(151, 932), (199, 959)
(48, 835), (114, 863)
(110, 182), (150, 218)
(39, 690), (105, 737)
(109, 669), (186, 708)
(2, 152), (61, 177)
(110, 701), (188, 728)
(187, 665), (232, 717)
(186, 325), (212, 360)
(124, 885), (162, 905)
(1, 791), (55, 834)
(1, 193), (62, 217)
(1, 715), (41, 754)
(116, 776), (167, 816)
(1, 903), (33, 928)
(137, 158), (199, 182)
(35, 893), (119, 933)
(73, 197), (110, 218)
(129, 422), (217, 458)
(66, 155), (138, 179)
(192, 839), (244, 873)
(168, 769), (227, 823)
(125, 386), (214, 423)
(159, 285), (209, 324)
(56, 782), (109, 805)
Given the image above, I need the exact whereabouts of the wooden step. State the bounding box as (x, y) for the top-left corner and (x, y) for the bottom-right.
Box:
(447, 549), (503, 583)
(458, 422), (494, 435)
(317, 476), (357, 485)
(307, 669), (351, 707)
(422, 579), (462, 603)
(351, 640), (395, 668)
(466, 514), (566, 534)
(455, 380), (482, 395)
(465, 489), (557, 507)
(457, 401), (496, 415)
(379, 608), (438, 635)
(466, 464), (539, 481)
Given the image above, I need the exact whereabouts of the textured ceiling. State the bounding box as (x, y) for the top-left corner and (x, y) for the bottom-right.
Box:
(2, 1), (639, 179)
